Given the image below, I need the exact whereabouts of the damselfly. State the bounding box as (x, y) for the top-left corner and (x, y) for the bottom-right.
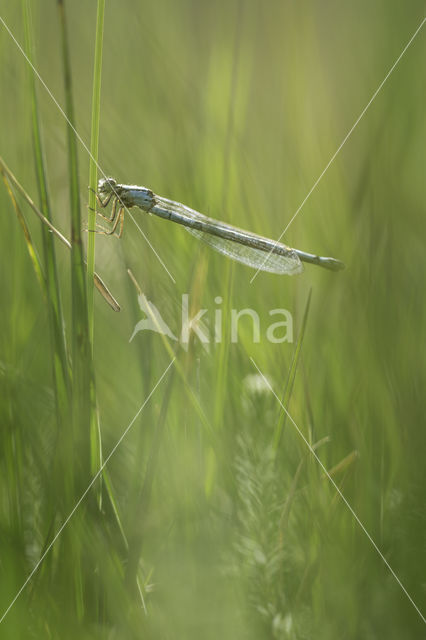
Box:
(94, 178), (344, 275)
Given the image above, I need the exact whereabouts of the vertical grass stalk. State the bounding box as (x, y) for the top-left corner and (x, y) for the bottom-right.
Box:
(22, 0), (71, 427)
(58, 0), (93, 617)
(87, 0), (106, 509)
(87, 0), (105, 341)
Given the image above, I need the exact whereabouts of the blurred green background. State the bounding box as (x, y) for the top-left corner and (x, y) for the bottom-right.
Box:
(0, 1), (425, 638)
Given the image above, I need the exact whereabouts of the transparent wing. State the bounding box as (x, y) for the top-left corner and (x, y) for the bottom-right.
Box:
(185, 227), (303, 275)
(152, 195), (304, 275)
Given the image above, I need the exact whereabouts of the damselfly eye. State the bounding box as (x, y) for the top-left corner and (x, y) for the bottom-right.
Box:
(98, 177), (117, 193)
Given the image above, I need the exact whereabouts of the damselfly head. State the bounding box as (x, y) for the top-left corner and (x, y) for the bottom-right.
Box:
(98, 177), (117, 195)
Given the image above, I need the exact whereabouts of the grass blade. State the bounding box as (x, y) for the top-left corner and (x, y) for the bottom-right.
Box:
(0, 155), (120, 312)
(87, 0), (105, 339)
(273, 288), (312, 452)
(1, 172), (45, 295)
(86, 0), (106, 513)
(58, 0), (92, 617)
(23, 0), (71, 423)
(58, 0), (91, 452)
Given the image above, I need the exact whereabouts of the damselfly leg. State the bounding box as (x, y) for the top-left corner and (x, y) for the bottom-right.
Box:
(88, 186), (125, 237)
